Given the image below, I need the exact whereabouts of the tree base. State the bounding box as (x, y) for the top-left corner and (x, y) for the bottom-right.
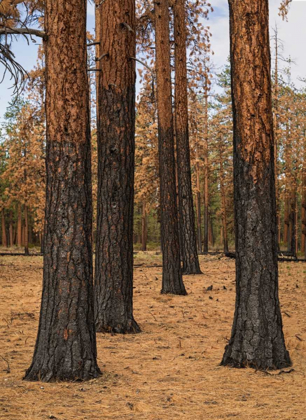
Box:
(161, 288), (188, 296)
(96, 318), (141, 334)
(221, 345), (291, 371)
(182, 266), (202, 275)
(24, 362), (101, 383)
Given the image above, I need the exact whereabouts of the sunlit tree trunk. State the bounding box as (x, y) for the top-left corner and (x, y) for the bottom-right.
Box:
(222, 0), (291, 370)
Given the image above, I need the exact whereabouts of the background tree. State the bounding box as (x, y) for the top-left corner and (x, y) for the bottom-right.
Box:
(174, 0), (201, 274)
(155, 0), (187, 295)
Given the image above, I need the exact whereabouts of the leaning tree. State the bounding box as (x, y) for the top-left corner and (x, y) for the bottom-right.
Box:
(222, 0), (291, 370)
(25, 0), (101, 381)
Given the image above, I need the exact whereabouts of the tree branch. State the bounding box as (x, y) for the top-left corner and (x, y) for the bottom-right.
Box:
(0, 28), (47, 40)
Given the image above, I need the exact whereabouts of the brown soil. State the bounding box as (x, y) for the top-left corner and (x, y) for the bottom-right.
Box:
(0, 253), (305, 419)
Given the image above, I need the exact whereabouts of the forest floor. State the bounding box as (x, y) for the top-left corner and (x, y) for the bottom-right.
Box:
(0, 252), (305, 420)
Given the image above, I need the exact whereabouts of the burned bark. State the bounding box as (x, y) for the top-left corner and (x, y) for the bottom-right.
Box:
(174, 0), (201, 275)
(24, 0), (100, 382)
(94, 0), (140, 333)
(155, 0), (187, 295)
(222, 0), (291, 370)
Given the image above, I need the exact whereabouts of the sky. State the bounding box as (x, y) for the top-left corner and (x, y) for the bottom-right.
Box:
(0, 0), (306, 122)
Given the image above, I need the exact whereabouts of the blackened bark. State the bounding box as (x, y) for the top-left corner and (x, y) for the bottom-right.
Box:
(17, 203), (22, 247)
(174, 0), (201, 275)
(24, 0), (100, 382)
(142, 201), (147, 252)
(95, 0), (140, 334)
(222, 0), (291, 370)
(1, 210), (7, 247)
(24, 205), (29, 255)
(203, 92), (209, 254)
(155, 0), (187, 295)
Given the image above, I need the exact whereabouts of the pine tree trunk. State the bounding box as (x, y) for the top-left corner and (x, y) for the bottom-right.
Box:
(25, 0), (100, 382)
(222, 0), (291, 370)
(142, 201), (147, 252)
(196, 162), (202, 254)
(95, 0), (140, 333)
(24, 205), (29, 255)
(1, 210), (7, 247)
(174, 0), (201, 275)
(203, 92), (209, 253)
(155, 0), (187, 295)
(9, 211), (13, 247)
(17, 203), (22, 247)
(220, 156), (229, 254)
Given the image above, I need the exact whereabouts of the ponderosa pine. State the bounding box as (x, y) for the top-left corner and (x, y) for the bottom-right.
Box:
(222, 0), (291, 370)
(94, 0), (140, 333)
(174, 0), (201, 275)
(24, 0), (100, 381)
(155, 0), (187, 295)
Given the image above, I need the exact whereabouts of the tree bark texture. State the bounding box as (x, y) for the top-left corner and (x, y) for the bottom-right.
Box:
(174, 0), (201, 275)
(222, 0), (291, 370)
(25, 0), (100, 382)
(95, 0), (140, 333)
(155, 0), (187, 295)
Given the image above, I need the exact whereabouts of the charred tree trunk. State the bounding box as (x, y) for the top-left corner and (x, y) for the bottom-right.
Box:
(17, 203), (22, 247)
(9, 211), (14, 247)
(95, 0), (140, 333)
(174, 0), (201, 275)
(24, 205), (29, 255)
(1, 210), (7, 247)
(220, 154), (229, 254)
(196, 161), (202, 254)
(25, 0), (100, 382)
(155, 0), (187, 295)
(222, 0), (291, 370)
(203, 91), (209, 253)
(142, 201), (147, 252)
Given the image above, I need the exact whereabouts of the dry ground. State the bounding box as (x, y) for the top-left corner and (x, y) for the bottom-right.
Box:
(0, 252), (305, 420)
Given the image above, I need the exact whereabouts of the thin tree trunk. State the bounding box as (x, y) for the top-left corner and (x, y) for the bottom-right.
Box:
(220, 154), (229, 254)
(174, 0), (201, 274)
(24, 205), (29, 255)
(195, 108), (202, 254)
(95, 0), (140, 333)
(25, 0), (100, 382)
(17, 203), (22, 247)
(222, 0), (291, 370)
(203, 90), (209, 253)
(155, 0), (187, 295)
(1, 210), (7, 247)
(142, 201), (147, 252)
(9, 211), (13, 247)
